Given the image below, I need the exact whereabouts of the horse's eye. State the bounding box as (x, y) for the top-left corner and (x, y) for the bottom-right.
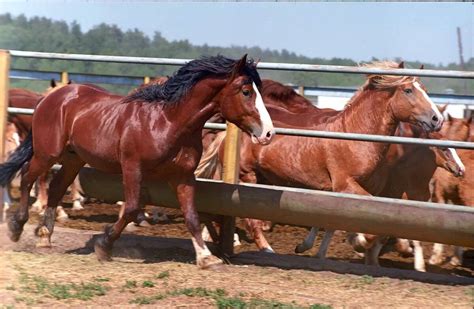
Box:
(404, 88), (413, 95)
(242, 89), (251, 97)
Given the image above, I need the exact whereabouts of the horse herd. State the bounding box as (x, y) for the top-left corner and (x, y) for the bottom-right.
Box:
(1, 55), (472, 273)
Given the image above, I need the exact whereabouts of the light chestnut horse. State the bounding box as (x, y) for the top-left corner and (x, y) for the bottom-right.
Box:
(429, 115), (473, 267)
(343, 119), (465, 271)
(200, 62), (444, 266)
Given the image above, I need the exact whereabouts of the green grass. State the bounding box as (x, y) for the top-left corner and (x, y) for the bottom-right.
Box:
(123, 280), (137, 289)
(155, 270), (170, 279)
(360, 275), (375, 285)
(129, 287), (332, 308)
(16, 273), (108, 301)
(142, 280), (155, 288)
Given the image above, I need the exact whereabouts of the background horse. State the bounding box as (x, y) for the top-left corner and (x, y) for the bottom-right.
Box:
(0, 54), (275, 269)
(199, 62), (444, 267)
(429, 114), (473, 267)
(6, 80), (83, 218)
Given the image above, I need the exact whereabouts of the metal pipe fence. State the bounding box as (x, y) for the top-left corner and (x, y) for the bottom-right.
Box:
(9, 50), (474, 79)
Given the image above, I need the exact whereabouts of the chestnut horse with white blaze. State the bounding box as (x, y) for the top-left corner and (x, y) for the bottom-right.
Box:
(0, 55), (275, 269)
(199, 61), (444, 265)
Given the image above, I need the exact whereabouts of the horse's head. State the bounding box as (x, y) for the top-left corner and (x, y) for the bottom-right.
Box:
(216, 55), (274, 145)
(367, 62), (443, 132)
(427, 130), (465, 177)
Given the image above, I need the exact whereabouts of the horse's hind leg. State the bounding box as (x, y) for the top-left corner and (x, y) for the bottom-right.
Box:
(295, 227), (319, 254)
(8, 157), (53, 242)
(35, 156), (85, 247)
(71, 176), (85, 210)
(244, 218), (274, 253)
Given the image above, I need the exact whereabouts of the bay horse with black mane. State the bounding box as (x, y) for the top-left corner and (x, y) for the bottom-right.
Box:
(0, 54), (275, 269)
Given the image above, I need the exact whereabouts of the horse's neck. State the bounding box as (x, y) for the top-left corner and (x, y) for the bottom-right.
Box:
(333, 89), (397, 136)
(166, 79), (223, 134)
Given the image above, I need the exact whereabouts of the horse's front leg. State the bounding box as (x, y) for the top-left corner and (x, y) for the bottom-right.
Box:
(95, 162), (143, 261)
(170, 175), (223, 269)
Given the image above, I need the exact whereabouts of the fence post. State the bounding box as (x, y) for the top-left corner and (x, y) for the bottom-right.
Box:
(143, 76), (150, 84)
(60, 71), (69, 85)
(0, 50), (10, 222)
(219, 122), (241, 256)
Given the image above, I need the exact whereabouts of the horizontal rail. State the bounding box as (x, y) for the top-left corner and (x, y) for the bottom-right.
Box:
(78, 167), (474, 248)
(298, 86), (474, 106)
(9, 69), (474, 105)
(5, 109), (473, 149)
(203, 123), (474, 150)
(9, 50), (474, 79)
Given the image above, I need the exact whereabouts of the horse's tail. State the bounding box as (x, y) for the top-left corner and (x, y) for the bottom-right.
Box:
(0, 131), (33, 186)
(195, 131), (226, 179)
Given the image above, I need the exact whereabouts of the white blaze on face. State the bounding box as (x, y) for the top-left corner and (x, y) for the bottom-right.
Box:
(414, 82), (443, 122)
(12, 132), (20, 147)
(447, 148), (465, 174)
(252, 82), (274, 141)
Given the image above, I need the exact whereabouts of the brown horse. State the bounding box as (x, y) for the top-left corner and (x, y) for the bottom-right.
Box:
(429, 115), (473, 267)
(0, 55), (275, 269)
(200, 61), (444, 265)
(7, 80), (81, 216)
(342, 120), (464, 271)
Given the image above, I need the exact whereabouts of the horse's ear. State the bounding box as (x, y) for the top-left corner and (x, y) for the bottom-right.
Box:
(67, 80), (72, 85)
(50, 79), (57, 88)
(466, 113), (473, 124)
(398, 61), (405, 69)
(229, 54), (248, 81)
(447, 113), (453, 122)
(438, 104), (448, 113)
(419, 64), (424, 70)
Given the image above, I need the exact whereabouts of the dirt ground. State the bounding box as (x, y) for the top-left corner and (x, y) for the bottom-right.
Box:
(1, 201), (474, 308)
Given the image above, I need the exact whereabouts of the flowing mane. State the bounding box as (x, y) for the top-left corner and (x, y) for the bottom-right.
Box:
(124, 55), (261, 105)
(362, 61), (417, 89)
(344, 61), (416, 110)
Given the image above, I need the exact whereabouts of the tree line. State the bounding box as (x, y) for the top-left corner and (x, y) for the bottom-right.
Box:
(0, 13), (472, 95)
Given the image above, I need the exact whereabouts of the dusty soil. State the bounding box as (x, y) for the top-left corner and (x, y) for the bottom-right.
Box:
(1, 201), (474, 308)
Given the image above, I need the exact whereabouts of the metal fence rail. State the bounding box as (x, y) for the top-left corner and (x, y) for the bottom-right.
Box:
(10, 50), (474, 79)
(10, 68), (474, 105)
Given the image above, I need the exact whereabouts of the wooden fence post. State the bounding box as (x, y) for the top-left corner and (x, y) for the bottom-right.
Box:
(60, 71), (69, 85)
(219, 122), (241, 256)
(143, 76), (151, 84)
(0, 50), (10, 222)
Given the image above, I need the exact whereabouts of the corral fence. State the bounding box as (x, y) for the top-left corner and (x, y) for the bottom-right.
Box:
(1, 50), (474, 255)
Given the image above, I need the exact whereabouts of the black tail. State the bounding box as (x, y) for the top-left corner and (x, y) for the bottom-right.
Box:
(0, 131), (33, 186)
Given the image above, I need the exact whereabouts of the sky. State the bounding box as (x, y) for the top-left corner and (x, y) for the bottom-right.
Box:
(0, 1), (473, 65)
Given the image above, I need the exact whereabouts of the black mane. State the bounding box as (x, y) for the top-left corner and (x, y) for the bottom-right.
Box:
(124, 55), (262, 104)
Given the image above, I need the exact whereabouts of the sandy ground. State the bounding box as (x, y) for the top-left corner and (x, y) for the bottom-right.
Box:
(1, 203), (474, 308)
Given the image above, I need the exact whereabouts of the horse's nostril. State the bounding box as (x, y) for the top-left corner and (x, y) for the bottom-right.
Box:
(266, 131), (272, 138)
(432, 115), (439, 122)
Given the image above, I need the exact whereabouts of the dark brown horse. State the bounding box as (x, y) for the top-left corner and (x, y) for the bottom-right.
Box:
(199, 62), (444, 265)
(0, 55), (275, 269)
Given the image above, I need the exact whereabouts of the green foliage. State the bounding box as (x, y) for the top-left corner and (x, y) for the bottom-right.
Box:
(1, 13), (472, 95)
(142, 280), (155, 288)
(155, 270), (170, 279)
(123, 280), (137, 289)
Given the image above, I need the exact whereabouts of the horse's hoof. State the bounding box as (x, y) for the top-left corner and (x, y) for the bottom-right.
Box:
(56, 207), (69, 221)
(7, 219), (23, 242)
(35, 226), (52, 248)
(71, 201), (84, 211)
(428, 256), (443, 266)
(36, 237), (52, 248)
(450, 256), (462, 267)
(261, 247), (275, 254)
(138, 220), (151, 227)
(295, 244), (307, 254)
(197, 255), (223, 270)
(94, 236), (112, 262)
(31, 201), (44, 213)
